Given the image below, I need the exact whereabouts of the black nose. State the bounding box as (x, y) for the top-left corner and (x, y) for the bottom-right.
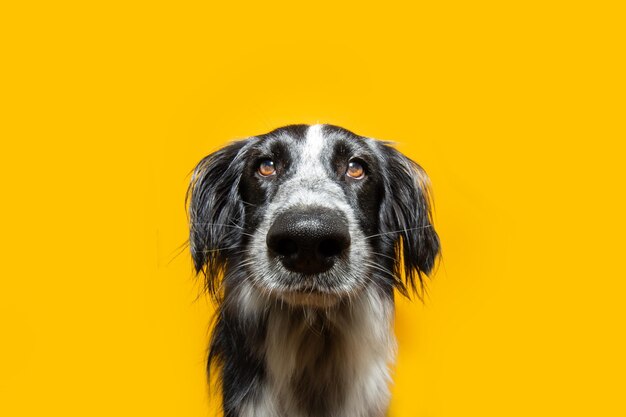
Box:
(266, 208), (351, 274)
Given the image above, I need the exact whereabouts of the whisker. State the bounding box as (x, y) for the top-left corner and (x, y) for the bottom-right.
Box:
(363, 261), (398, 281)
(167, 240), (190, 265)
(364, 225), (432, 240)
(200, 245), (243, 253)
(191, 223), (245, 229)
(369, 251), (396, 261)
(241, 201), (259, 208)
(355, 271), (387, 294)
(191, 223), (256, 239)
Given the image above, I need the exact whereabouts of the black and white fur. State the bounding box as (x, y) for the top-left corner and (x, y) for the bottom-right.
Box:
(188, 124), (440, 417)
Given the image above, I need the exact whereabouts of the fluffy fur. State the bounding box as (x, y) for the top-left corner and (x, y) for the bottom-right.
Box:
(188, 124), (440, 417)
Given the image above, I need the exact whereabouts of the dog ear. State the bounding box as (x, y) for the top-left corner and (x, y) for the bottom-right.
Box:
(378, 144), (440, 296)
(187, 140), (249, 296)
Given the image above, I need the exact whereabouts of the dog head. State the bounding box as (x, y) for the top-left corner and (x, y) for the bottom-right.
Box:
(188, 124), (439, 307)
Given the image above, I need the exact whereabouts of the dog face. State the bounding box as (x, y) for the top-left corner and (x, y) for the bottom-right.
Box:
(188, 124), (439, 307)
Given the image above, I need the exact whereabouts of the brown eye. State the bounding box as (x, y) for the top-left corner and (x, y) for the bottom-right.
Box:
(346, 160), (365, 179)
(258, 159), (276, 177)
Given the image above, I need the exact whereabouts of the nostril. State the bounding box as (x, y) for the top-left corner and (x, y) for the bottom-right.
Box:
(318, 238), (347, 258)
(275, 238), (298, 257)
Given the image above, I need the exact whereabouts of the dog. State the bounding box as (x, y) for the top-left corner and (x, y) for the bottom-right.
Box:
(188, 124), (440, 417)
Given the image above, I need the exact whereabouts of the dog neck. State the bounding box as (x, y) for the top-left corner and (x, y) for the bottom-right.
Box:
(226, 283), (396, 417)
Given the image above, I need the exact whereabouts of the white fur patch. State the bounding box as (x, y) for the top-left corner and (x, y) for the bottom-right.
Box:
(303, 124), (325, 160)
(255, 291), (395, 417)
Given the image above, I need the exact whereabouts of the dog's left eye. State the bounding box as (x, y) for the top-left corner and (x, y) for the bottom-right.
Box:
(346, 160), (365, 179)
(258, 159), (276, 177)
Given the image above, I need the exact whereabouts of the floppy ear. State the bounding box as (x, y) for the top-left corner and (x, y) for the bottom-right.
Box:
(187, 140), (249, 296)
(378, 144), (440, 296)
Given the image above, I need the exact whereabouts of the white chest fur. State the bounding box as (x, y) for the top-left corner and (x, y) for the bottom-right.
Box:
(238, 289), (396, 417)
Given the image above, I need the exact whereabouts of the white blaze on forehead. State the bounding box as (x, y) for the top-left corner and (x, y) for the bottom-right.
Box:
(302, 124), (326, 161)
(292, 123), (330, 186)
(281, 123), (338, 205)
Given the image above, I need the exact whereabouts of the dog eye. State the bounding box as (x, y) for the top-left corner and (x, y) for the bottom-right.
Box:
(258, 159), (276, 177)
(346, 160), (365, 179)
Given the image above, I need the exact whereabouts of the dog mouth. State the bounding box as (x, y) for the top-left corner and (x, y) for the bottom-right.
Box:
(275, 287), (345, 308)
(255, 273), (363, 308)
(246, 266), (356, 307)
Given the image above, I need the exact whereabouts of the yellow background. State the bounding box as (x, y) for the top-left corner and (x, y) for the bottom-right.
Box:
(1, 1), (624, 416)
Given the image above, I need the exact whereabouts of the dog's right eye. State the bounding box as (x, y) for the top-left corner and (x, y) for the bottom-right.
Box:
(258, 159), (276, 177)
